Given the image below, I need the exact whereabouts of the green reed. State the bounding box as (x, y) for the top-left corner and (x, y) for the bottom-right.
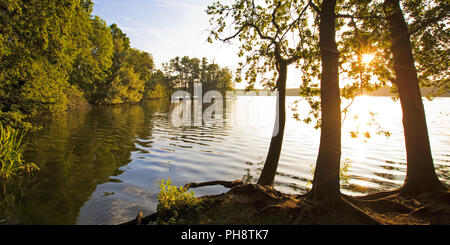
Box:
(0, 123), (39, 180)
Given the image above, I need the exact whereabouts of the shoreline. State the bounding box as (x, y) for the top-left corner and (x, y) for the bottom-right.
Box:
(121, 182), (450, 225)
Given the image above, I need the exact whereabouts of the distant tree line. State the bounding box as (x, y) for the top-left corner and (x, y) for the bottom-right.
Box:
(0, 0), (233, 129)
(162, 56), (234, 97)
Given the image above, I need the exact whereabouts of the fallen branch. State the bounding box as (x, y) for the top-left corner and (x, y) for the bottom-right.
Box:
(184, 180), (243, 190)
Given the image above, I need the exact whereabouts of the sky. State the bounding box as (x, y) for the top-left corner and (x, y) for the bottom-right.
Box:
(92, 0), (304, 89)
(92, 1), (237, 72)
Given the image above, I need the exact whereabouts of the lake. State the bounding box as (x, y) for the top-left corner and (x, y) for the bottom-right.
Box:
(9, 96), (450, 224)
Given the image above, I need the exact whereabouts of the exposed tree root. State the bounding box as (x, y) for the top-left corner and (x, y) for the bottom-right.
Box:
(293, 196), (381, 225)
(184, 180), (243, 190)
(357, 183), (449, 201)
(354, 189), (400, 201)
(345, 187), (450, 225)
(343, 194), (414, 214)
(120, 181), (450, 225)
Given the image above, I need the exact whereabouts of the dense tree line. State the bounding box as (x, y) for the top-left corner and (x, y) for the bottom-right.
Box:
(0, 0), (152, 128)
(0, 1), (234, 129)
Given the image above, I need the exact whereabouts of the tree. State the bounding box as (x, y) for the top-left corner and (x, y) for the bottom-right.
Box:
(69, 10), (114, 104)
(110, 23), (130, 54)
(207, 0), (313, 186)
(305, 0), (342, 201)
(383, 0), (447, 194)
(106, 66), (145, 104)
(108, 23), (131, 82)
(124, 48), (154, 84)
(0, 0), (83, 122)
(164, 56), (200, 96)
(0, 1), (158, 129)
(163, 56), (234, 96)
(0, 0), (117, 125)
(199, 59), (234, 95)
(214, 67), (234, 94)
(405, 0), (449, 97)
(324, 0), (448, 195)
(145, 69), (169, 99)
(183, 56), (200, 97)
(104, 24), (154, 104)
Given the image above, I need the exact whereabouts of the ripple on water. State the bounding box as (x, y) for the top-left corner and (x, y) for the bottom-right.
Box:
(18, 97), (450, 224)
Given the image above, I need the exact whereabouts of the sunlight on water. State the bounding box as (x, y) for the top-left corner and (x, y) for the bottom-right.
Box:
(16, 96), (450, 224)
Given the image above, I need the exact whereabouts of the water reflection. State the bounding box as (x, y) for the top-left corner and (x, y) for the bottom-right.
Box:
(18, 101), (169, 224)
(4, 97), (448, 224)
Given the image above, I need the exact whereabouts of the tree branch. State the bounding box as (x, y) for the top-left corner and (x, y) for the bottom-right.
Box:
(218, 27), (246, 42)
(336, 13), (385, 20)
(219, 21), (276, 44)
(248, 23), (276, 42)
(272, 1), (282, 39)
(286, 52), (303, 65)
(309, 0), (321, 15)
(280, 2), (311, 40)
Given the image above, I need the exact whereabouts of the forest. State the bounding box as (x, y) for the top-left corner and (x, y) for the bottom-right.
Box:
(0, 0), (449, 227)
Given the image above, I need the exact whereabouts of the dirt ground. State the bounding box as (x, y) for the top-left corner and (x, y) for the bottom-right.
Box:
(123, 182), (450, 225)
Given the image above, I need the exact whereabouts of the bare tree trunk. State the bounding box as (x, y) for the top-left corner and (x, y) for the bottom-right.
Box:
(310, 0), (342, 201)
(257, 61), (288, 186)
(384, 0), (447, 194)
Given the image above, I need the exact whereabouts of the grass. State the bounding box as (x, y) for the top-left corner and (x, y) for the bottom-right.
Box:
(0, 123), (39, 181)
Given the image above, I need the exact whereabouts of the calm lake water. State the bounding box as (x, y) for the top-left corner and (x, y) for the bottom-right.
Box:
(8, 96), (450, 224)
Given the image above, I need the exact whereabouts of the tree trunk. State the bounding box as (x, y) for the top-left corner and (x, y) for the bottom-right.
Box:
(257, 61), (288, 186)
(384, 0), (447, 194)
(310, 0), (342, 201)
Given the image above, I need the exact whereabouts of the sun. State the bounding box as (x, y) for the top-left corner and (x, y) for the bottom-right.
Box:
(362, 53), (375, 64)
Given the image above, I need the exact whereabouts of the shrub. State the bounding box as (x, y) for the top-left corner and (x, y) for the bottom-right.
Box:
(0, 111), (35, 131)
(156, 178), (199, 224)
